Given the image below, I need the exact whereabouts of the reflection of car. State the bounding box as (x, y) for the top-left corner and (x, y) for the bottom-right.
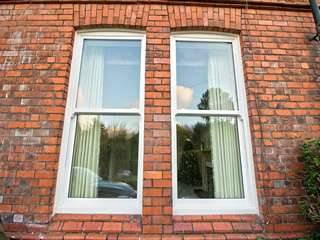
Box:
(98, 180), (136, 198)
(71, 167), (137, 198)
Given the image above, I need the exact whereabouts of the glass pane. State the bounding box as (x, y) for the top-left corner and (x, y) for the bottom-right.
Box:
(69, 115), (139, 199)
(176, 116), (244, 199)
(176, 41), (237, 110)
(76, 39), (141, 109)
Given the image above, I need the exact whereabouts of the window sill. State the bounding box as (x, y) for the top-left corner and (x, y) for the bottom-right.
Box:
(173, 198), (259, 215)
(54, 198), (141, 215)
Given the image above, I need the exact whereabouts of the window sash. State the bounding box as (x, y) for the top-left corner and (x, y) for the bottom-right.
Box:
(171, 33), (258, 215)
(54, 30), (146, 214)
(175, 109), (241, 117)
(66, 33), (145, 117)
(72, 108), (141, 117)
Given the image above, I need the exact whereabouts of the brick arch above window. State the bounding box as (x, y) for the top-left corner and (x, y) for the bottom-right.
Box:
(167, 6), (242, 32)
(170, 26), (241, 35)
(72, 4), (151, 29)
(72, 4), (242, 32)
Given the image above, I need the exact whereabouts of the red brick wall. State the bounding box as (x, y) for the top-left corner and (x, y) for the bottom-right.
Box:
(0, 1), (319, 239)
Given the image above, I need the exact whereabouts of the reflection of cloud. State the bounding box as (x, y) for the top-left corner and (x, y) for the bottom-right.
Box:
(177, 85), (193, 109)
(126, 100), (139, 108)
(79, 115), (98, 130)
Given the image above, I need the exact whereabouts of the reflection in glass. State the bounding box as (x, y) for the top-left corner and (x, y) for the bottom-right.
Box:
(176, 41), (237, 110)
(69, 115), (139, 199)
(76, 40), (141, 109)
(176, 116), (244, 199)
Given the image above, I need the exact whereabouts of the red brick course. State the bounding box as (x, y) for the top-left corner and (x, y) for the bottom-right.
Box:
(0, 0), (319, 238)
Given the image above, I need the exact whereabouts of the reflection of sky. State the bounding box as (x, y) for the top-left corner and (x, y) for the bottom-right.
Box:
(81, 39), (141, 109)
(177, 64), (206, 109)
(176, 41), (237, 110)
(176, 116), (207, 127)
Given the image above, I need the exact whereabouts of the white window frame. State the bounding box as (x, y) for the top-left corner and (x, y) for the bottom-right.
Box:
(170, 32), (259, 215)
(54, 30), (146, 214)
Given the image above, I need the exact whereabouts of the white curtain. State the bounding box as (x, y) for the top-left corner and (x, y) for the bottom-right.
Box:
(69, 47), (104, 198)
(208, 50), (244, 198)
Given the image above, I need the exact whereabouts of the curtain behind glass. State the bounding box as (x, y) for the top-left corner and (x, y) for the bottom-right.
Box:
(69, 47), (104, 198)
(207, 50), (244, 198)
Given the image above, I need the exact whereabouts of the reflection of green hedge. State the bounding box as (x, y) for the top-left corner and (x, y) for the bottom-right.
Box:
(0, 232), (7, 240)
(0, 221), (6, 240)
(300, 139), (320, 224)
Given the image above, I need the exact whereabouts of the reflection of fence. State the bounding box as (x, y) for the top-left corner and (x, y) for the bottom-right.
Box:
(196, 150), (211, 194)
(179, 149), (214, 198)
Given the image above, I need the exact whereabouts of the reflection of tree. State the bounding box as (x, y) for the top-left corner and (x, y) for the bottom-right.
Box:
(99, 121), (138, 188)
(197, 90), (209, 110)
(197, 87), (234, 111)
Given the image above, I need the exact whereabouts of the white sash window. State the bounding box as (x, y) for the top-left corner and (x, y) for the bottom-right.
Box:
(54, 31), (145, 214)
(171, 33), (258, 215)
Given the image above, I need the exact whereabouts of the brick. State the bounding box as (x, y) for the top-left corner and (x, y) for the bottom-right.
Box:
(143, 225), (162, 234)
(212, 222), (233, 233)
(143, 207), (162, 215)
(85, 234), (107, 240)
(192, 222), (213, 233)
(62, 222), (83, 232)
(162, 235), (183, 240)
(64, 234), (85, 240)
(16, 170), (35, 178)
(274, 224), (309, 232)
(174, 222), (193, 233)
(225, 234), (247, 239)
(144, 189), (162, 197)
(102, 222), (122, 232)
(231, 222), (252, 232)
(1, 1), (319, 238)
(144, 171), (162, 179)
(82, 222), (103, 232)
(151, 216), (171, 225)
(122, 222), (141, 233)
(153, 180), (171, 188)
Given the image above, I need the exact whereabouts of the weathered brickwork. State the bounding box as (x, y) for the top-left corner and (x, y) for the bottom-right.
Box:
(0, 1), (319, 239)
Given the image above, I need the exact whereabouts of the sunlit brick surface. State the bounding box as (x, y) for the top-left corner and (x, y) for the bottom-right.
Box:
(0, 1), (319, 238)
